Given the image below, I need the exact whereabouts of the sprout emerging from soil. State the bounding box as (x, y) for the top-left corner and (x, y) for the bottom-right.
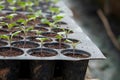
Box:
(36, 37), (49, 55)
(65, 39), (80, 56)
(6, 13), (17, 22)
(20, 26), (33, 48)
(49, 7), (61, 15)
(52, 14), (65, 27)
(9, 6), (17, 13)
(31, 30), (42, 36)
(7, 0), (17, 5)
(62, 28), (72, 38)
(0, 31), (21, 52)
(55, 32), (64, 48)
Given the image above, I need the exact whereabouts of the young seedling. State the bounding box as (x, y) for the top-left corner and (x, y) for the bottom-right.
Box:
(34, 0), (40, 6)
(62, 28), (72, 38)
(52, 14), (65, 27)
(20, 26), (33, 48)
(27, 10), (42, 27)
(41, 18), (56, 32)
(9, 6), (17, 13)
(51, 0), (59, 4)
(17, 18), (30, 27)
(55, 32), (64, 48)
(65, 39), (80, 56)
(7, 0), (17, 5)
(49, 7), (61, 16)
(6, 13), (17, 22)
(31, 30), (42, 36)
(36, 37), (49, 55)
(0, 31), (21, 52)
(0, 5), (4, 12)
(1, 22), (17, 34)
(19, 1), (28, 11)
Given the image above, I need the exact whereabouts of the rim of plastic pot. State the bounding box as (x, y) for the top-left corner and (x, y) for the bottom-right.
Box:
(41, 32), (57, 38)
(56, 38), (79, 43)
(26, 36), (53, 42)
(27, 48), (58, 57)
(11, 41), (40, 48)
(0, 47), (24, 57)
(61, 49), (91, 58)
(0, 29), (9, 34)
(43, 42), (70, 49)
(0, 40), (8, 47)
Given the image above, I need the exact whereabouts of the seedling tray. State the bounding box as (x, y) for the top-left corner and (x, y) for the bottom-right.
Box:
(0, 15), (105, 60)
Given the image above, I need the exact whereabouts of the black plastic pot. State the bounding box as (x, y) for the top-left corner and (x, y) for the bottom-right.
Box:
(0, 60), (20, 80)
(11, 41), (39, 48)
(0, 47), (23, 80)
(28, 48), (57, 80)
(61, 49), (91, 80)
(62, 60), (89, 80)
(0, 47), (24, 57)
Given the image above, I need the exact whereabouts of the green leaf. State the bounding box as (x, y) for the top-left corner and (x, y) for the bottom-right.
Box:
(41, 19), (50, 24)
(9, 6), (17, 11)
(34, 10), (42, 17)
(52, 14), (65, 22)
(49, 7), (61, 14)
(0, 35), (9, 40)
(0, 5), (4, 11)
(6, 13), (17, 19)
(36, 37), (48, 42)
(11, 31), (21, 37)
(26, 27), (33, 32)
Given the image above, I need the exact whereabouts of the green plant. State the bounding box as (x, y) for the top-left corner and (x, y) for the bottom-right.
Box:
(41, 18), (56, 32)
(6, 13), (17, 22)
(36, 37), (49, 54)
(17, 18), (30, 27)
(49, 7), (61, 15)
(9, 6), (17, 13)
(55, 32), (64, 48)
(52, 14), (65, 27)
(7, 0), (17, 5)
(62, 28), (71, 38)
(0, 31), (21, 51)
(31, 30), (42, 36)
(20, 26), (33, 48)
(65, 39), (80, 56)
(27, 10), (42, 26)
(18, 1), (28, 11)
(0, 5), (4, 12)
(34, 0), (40, 6)
(1, 22), (17, 34)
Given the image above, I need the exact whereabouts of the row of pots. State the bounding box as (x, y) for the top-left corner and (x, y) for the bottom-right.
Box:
(0, 60), (88, 80)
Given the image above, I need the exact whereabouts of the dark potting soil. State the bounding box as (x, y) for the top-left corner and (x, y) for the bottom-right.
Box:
(64, 52), (90, 58)
(34, 27), (48, 31)
(52, 28), (73, 33)
(19, 31), (36, 37)
(30, 50), (57, 57)
(56, 38), (79, 43)
(1, 36), (23, 41)
(0, 48), (23, 57)
(41, 32), (57, 37)
(44, 43), (70, 49)
(12, 42), (39, 48)
(0, 41), (8, 46)
(0, 29), (9, 34)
